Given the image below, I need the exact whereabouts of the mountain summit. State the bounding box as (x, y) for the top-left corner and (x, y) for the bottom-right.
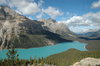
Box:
(0, 6), (22, 20)
(0, 6), (72, 50)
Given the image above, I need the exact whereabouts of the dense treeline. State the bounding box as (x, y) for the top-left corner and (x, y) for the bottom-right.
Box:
(0, 58), (49, 66)
(45, 48), (100, 66)
(0, 48), (100, 66)
(0, 58), (48, 66)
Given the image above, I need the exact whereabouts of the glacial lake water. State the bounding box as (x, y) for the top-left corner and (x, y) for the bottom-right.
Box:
(0, 41), (87, 60)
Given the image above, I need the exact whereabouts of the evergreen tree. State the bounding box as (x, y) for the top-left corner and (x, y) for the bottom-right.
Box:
(33, 57), (37, 66)
(6, 47), (19, 66)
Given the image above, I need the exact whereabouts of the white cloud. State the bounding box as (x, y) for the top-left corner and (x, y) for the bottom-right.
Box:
(83, 12), (100, 27)
(0, 0), (63, 19)
(82, 29), (99, 33)
(18, 2), (40, 15)
(38, 0), (44, 7)
(42, 6), (63, 18)
(60, 12), (100, 33)
(0, 0), (40, 15)
(66, 16), (92, 26)
(0, 0), (6, 4)
(92, 0), (100, 8)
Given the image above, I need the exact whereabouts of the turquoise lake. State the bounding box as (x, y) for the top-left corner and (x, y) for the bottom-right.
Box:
(0, 41), (87, 60)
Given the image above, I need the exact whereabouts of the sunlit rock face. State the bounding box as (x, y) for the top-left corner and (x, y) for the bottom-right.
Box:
(0, 21), (21, 49)
(0, 6), (71, 50)
(0, 6), (43, 49)
(0, 6), (18, 20)
(72, 57), (100, 66)
(39, 18), (76, 37)
(0, 6), (32, 49)
(0, 6), (5, 20)
(0, 6), (24, 49)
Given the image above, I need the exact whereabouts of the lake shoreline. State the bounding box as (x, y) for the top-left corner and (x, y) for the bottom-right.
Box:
(0, 41), (88, 51)
(0, 41), (87, 60)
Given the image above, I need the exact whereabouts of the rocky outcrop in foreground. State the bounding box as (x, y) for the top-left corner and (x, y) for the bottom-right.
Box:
(72, 57), (100, 66)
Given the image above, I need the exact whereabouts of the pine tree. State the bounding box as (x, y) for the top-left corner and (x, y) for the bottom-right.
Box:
(40, 57), (44, 66)
(30, 57), (33, 65)
(6, 47), (19, 66)
(33, 57), (37, 66)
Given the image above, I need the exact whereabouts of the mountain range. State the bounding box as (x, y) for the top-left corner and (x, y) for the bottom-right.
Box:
(0, 6), (100, 51)
(0, 6), (72, 50)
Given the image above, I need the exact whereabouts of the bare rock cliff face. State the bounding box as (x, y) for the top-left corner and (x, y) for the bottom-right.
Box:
(39, 18), (77, 38)
(0, 6), (72, 50)
(0, 6), (27, 49)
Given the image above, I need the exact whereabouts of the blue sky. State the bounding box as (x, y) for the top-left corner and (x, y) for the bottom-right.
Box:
(36, 0), (100, 21)
(25, 0), (100, 21)
(43, 0), (99, 14)
(0, 0), (99, 20)
(40, 0), (100, 33)
(0, 0), (100, 33)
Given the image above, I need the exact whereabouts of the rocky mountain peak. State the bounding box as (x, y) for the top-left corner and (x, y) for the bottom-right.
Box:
(0, 6), (27, 21)
(39, 18), (56, 24)
(47, 18), (56, 23)
(0, 6), (72, 50)
(0, 6), (16, 19)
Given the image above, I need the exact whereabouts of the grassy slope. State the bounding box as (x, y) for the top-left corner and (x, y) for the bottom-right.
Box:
(45, 49), (100, 66)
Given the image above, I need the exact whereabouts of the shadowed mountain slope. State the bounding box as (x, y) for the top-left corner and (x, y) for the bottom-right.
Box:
(0, 6), (72, 49)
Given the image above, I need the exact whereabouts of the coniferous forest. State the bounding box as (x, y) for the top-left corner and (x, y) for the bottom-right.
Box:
(0, 48), (100, 66)
(0, 0), (100, 66)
